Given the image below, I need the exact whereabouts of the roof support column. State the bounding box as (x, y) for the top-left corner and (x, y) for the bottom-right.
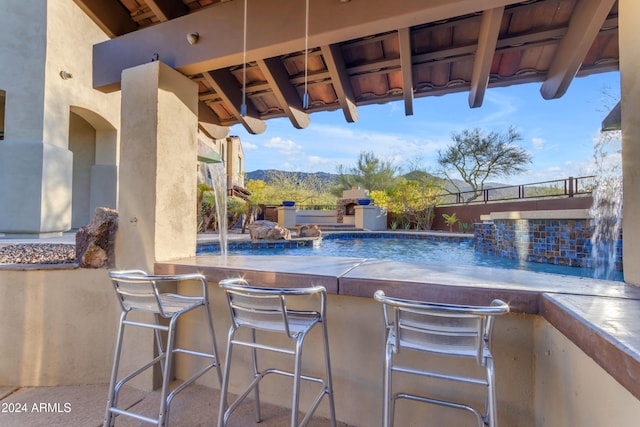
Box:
(619, 0), (640, 285)
(116, 61), (199, 273)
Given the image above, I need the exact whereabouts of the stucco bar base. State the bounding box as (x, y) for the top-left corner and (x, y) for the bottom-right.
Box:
(0, 141), (72, 237)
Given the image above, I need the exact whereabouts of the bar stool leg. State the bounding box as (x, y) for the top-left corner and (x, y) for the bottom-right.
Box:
(204, 302), (223, 386)
(218, 328), (235, 427)
(154, 314), (167, 379)
(486, 357), (497, 427)
(104, 312), (127, 427)
(322, 320), (337, 427)
(250, 328), (261, 423)
(158, 317), (178, 427)
(382, 343), (393, 427)
(291, 337), (305, 427)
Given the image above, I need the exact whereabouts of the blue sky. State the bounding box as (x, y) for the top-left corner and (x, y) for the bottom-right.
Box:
(230, 71), (620, 185)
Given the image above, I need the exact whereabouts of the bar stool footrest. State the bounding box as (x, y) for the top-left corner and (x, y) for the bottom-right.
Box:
(395, 392), (485, 426)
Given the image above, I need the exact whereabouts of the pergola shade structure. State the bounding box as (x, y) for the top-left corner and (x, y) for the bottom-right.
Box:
(76, 0), (619, 135)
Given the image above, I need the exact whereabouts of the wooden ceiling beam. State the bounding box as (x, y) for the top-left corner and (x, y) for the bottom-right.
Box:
(321, 44), (358, 123)
(398, 28), (414, 116)
(540, 0), (617, 100)
(72, 0), (137, 37)
(146, 0), (189, 22)
(198, 100), (224, 125)
(198, 123), (230, 140)
(92, 0), (520, 90)
(202, 71), (267, 135)
(469, 6), (504, 108)
(256, 58), (310, 129)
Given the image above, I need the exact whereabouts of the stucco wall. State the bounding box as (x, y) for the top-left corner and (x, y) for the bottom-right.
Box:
(44, 0), (120, 148)
(0, 0), (120, 146)
(0, 0), (47, 142)
(533, 317), (640, 426)
(620, 0), (640, 285)
(0, 268), (119, 386)
(0, 0), (121, 236)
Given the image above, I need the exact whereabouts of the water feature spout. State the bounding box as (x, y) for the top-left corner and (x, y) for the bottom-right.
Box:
(207, 163), (228, 256)
(589, 128), (622, 280)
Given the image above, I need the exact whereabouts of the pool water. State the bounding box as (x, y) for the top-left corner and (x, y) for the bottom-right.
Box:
(199, 236), (623, 281)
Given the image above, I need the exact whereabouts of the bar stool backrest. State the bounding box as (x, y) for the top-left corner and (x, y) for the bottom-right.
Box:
(219, 278), (326, 339)
(109, 270), (207, 318)
(374, 291), (509, 365)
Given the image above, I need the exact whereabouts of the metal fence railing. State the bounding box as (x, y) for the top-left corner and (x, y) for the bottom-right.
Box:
(436, 176), (595, 206)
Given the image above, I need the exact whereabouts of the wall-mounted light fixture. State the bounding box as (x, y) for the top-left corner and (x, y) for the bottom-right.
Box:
(187, 32), (199, 45)
(59, 71), (73, 80)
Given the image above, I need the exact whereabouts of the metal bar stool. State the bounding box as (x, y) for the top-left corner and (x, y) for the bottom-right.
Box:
(217, 278), (336, 427)
(373, 290), (509, 427)
(104, 270), (222, 427)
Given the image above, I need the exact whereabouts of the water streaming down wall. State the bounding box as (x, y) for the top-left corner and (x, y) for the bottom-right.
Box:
(207, 163), (228, 256)
(589, 129), (623, 280)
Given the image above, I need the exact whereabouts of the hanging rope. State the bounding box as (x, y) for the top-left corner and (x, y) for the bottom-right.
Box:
(241, 0), (248, 117)
(303, 0), (309, 109)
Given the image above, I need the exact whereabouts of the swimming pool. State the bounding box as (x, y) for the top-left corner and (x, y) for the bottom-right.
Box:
(197, 233), (623, 281)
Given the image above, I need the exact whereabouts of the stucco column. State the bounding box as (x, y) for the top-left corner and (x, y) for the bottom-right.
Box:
(116, 61), (198, 272)
(619, 0), (640, 285)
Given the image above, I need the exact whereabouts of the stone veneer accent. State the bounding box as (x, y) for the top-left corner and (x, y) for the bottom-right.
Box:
(475, 219), (623, 271)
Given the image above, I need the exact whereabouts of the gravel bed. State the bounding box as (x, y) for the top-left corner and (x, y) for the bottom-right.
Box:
(0, 243), (76, 265)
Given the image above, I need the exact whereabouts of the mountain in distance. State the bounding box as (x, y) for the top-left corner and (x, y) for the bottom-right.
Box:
(246, 170), (339, 187)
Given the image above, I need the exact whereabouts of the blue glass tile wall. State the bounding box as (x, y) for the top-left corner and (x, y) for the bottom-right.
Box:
(474, 219), (623, 270)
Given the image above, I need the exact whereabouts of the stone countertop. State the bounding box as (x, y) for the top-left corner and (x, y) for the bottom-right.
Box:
(156, 254), (640, 402)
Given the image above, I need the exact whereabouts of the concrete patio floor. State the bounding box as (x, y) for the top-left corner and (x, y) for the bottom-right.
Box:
(0, 383), (350, 426)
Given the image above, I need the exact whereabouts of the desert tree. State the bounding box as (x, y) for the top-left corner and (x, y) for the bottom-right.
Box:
(437, 127), (531, 203)
(332, 151), (400, 196)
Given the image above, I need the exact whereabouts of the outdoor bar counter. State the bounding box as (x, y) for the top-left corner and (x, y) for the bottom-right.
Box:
(156, 255), (640, 426)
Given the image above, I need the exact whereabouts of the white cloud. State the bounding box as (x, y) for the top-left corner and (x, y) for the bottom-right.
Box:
(264, 137), (303, 156)
(307, 123), (448, 168)
(532, 137), (545, 150)
(307, 155), (336, 167)
(242, 141), (259, 151)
